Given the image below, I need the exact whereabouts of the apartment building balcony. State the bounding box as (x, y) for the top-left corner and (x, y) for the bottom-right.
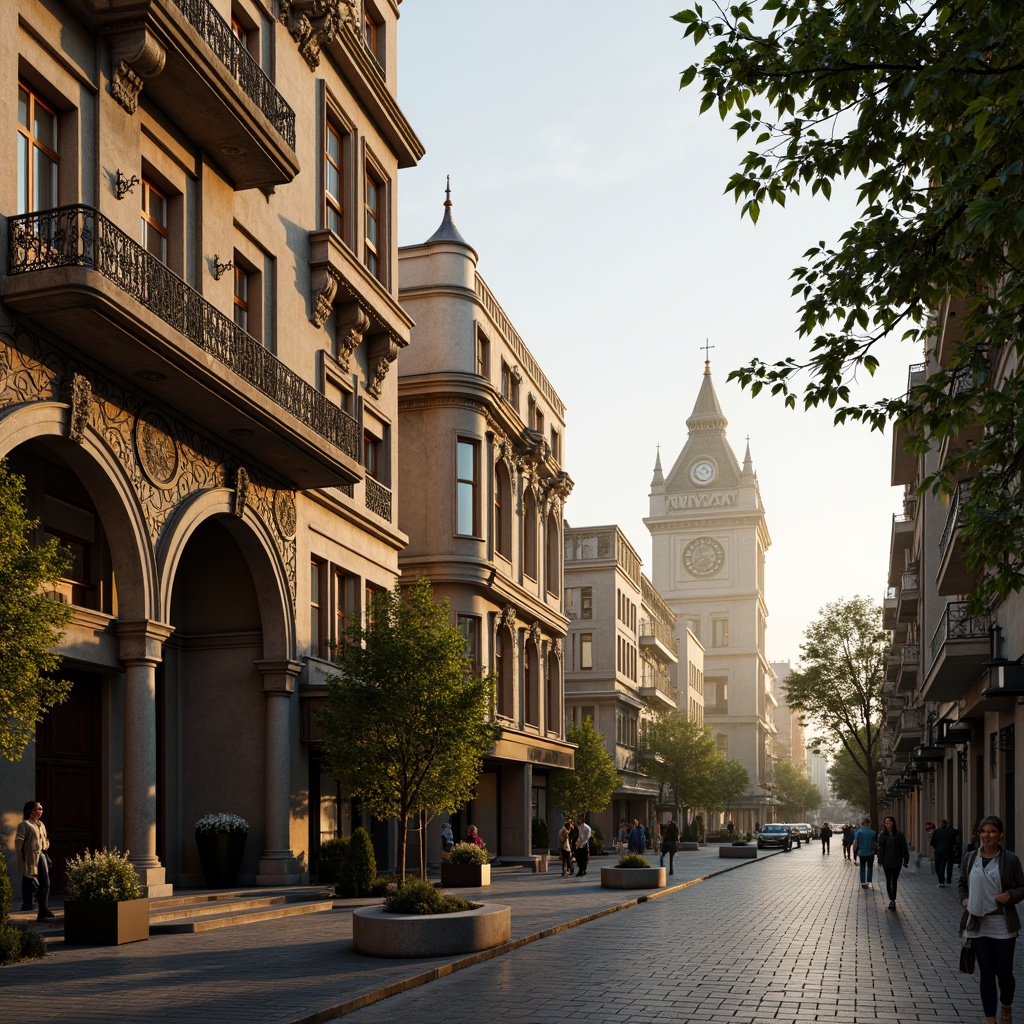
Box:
(883, 586), (898, 631)
(937, 480), (976, 596)
(891, 363), (927, 486)
(639, 670), (677, 712)
(897, 643), (920, 693)
(921, 601), (992, 703)
(893, 706), (924, 753)
(5, 206), (362, 488)
(638, 618), (678, 662)
(886, 695), (906, 724)
(65, 0), (298, 190)
(938, 368), (988, 475)
(897, 569), (919, 622)
(885, 647), (900, 685)
(888, 504), (917, 587)
(364, 475), (392, 523)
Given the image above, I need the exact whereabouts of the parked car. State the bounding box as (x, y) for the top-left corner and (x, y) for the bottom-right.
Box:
(793, 823), (812, 843)
(757, 824), (792, 850)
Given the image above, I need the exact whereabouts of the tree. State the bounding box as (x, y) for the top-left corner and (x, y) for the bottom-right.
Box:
(548, 716), (619, 820)
(773, 759), (822, 819)
(706, 756), (751, 818)
(0, 460), (73, 761)
(313, 577), (499, 886)
(642, 714), (721, 819)
(827, 732), (875, 816)
(783, 597), (888, 824)
(674, 0), (1024, 610)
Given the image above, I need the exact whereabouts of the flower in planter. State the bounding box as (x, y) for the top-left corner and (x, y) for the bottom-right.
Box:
(195, 813), (250, 835)
(65, 849), (143, 902)
(444, 841), (489, 865)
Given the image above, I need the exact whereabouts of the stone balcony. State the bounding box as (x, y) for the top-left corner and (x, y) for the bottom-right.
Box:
(922, 601), (991, 703)
(937, 480), (976, 596)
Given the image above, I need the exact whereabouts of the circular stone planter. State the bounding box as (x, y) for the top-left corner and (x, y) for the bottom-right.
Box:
(600, 866), (666, 889)
(352, 904), (511, 958)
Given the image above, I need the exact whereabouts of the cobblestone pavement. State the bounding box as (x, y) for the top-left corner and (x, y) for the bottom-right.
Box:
(1, 845), (1009, 1023)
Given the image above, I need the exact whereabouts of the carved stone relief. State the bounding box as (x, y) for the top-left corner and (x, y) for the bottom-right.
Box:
(367, 333), (398, 398)
(278, 0), (357, 71)
(61, 373), (92, 444)
(499, 605), (518, 633)
(110, 61), (143, 115)
(335, 302), (370, 372)
(310, 266), (340, 329)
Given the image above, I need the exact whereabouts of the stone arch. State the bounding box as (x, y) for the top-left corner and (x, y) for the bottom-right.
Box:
(0, 401), (157, 619)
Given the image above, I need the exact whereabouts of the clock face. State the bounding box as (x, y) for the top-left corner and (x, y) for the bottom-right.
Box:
(682, 536), (725, 577)
(690, 459), (717, 485)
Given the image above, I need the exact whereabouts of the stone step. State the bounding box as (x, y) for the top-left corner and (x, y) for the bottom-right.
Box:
(149, 891), (330, 924)
(149, 898), (335, 934)
(150, 886), (331, 914)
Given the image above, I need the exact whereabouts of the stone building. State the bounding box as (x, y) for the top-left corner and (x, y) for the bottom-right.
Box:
(396, 195), (574, 861)
(646, 360), (775, 831)
(562, 524), (692, 845)
(2, 0), (422, 892)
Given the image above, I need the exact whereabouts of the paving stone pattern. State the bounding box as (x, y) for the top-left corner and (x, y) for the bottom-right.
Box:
(0, 846), (1010, 1023)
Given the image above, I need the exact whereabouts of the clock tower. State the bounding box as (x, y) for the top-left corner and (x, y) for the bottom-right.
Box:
(644, 360), (774, 829)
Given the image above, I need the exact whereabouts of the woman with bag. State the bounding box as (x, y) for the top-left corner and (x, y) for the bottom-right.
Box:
(876, 815), (910, 911)
(958, 815), (1024, 1024)
(15, 799), (55, 921)
(660, 819), (680, 875)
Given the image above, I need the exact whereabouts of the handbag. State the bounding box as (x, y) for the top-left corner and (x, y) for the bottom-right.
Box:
(959, 939), (975, 975)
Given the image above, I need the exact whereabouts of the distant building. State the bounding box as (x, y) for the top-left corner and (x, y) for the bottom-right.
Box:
(646, 361), (775, 831)
(397, 195), (574, 862)
(771, 660), (808, 770)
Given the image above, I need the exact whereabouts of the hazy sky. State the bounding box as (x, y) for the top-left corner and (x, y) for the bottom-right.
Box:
(395, 1), (914, 664)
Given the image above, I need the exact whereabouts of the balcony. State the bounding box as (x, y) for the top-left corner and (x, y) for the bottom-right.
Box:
(891, 363), (927, 486)
(5, 206), (361, 489)
(704, 701), (728, 716)
(65, 0), (298, 190)
(893, 706), (924, 752)
(886, 695), (906, 724)
(364, 476), (392, 523)
(638, 618), (678, 662)
(639, 670), (677, 712)
(883, 586), (898, 631)
(897, 568), (919, 622)
(938, 367), (988, 474)
(885, 648), (900, 684)
(922, 601), (992, 702)
(937, 480), (976, 596)
(897, 643), (920, 693)
(888, 508), (916, 587)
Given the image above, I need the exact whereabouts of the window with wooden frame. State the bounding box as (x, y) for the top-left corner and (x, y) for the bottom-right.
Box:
(325, 118), (344, 238)
(311, 558), (328, 658)
(363, 5), (383, 66)
(494, 461), (512, 560)
(579, 633), (593, 670)
(17, 83), (59, 215)
(332, 568), (357, 649)
(233, 263), (250, 332)
(140, 179), (168, 263)
(363, 428), (381, 480)
(476, 329), (490, 378)
(457, 614), (481, 677)
(523, 487), (537, 579)
(364, 168), (381, 279)
(456, 438), (479, 536)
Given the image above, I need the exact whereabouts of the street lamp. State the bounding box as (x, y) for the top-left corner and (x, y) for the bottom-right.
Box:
(982, 625), (1024, 698)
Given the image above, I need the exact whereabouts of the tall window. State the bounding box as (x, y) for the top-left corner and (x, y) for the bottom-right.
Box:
(363, 429), (381, 479)
(500, 361), (519, 410)
(311, 558), (327, 657)
(523, 488), (537, 579)
(545, 511), (560, 594)
(17, 84), (58, 215)
(712, 617), (729, 648)
(524, 640), (539, 726)
(456, 439), (479, 536)
(476, 330), (490, 378)
(363, 7), (382, 64)
(332, 569), (356, 648)
(233, 264), (250, 332)
(580, 587), (593, 619)
(457, 615), (480, 676)
(546, 651), (558, 732)
(325, 120), (344, 237)
(140, 180), (168, 263)
(494, 462), (512, 560)
(580, 633), (593, 670)
(496, 628), (511, 717)
(364, 170), (380, 278)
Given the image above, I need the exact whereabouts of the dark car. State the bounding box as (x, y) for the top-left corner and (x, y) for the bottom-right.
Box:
(757, 824), (792, 850)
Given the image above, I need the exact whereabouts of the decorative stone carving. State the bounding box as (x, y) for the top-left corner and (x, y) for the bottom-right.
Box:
(273, 489), (297, 540)
(234, 466), (250, 518)
(278, 0), (357, 71)
(310, 265), (341, 329)
(551, 638), (563, 663)
(135, 409), (179, 488)
(520, 428), (550, 467)
(61, 373), (92, 444)
(110, 61), (143, 115)
(335, 302), (371, 371)
(499, 606), (518, 633)
(529, 622), (542, 648)
(367, 334), (398, 398)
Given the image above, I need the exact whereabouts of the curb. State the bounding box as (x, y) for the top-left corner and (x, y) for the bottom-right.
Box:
(287, 850), (780, 1023)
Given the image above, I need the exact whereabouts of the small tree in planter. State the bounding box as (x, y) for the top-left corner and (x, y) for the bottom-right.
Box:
(64, 849), (148, 945)
(337, 827), (377, 897)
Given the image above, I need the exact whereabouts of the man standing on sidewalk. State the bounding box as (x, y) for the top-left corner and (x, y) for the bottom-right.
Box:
(853, 817), (878, 890)
(574, 815), (592, 877)
(930, 819), (958, 887)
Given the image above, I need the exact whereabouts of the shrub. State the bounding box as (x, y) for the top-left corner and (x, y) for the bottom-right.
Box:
(338, 827), (376, 897)
(383, 878), (478, 915)
(65, 849), (142, 902)
(589, 824), (604, 855)
(531, 816), (550, 851)
(0, 862), (11, 920)
(445, 841), (489, 865)
(194, 813), (249, 835)
(0, 921), (46, 964)
(615, 854), (651, 869)
(319, 836), (349, 861)
(368, 874), (398, 896)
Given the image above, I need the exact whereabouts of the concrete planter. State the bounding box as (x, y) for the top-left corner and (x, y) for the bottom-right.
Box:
(352, 904), (510, 958)
(600, 866), (666, 889)
(679, 842), (700, 851)
(63, 897), (150, 945)
(440, 863), (490, 887)
(719, 846), (757, 859)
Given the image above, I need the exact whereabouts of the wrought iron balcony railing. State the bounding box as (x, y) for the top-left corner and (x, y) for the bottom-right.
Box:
(929, 601), (992, 663)
(638, 617), (677, 651)
(169, 0), (296, 150)
(8, 206), (358, 460)
(365, 475), (392, 522)
(640, 671), (674, 698)
(939, 479), (971, 559)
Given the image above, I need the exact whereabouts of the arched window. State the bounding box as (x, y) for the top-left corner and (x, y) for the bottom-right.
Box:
(496, 627), (512, 717)
(545, 648), (559, 733)
(524, 637), (539, 726)
(545, 511), (560, 594)
(523, 488), (537, 579)
(494, 462), (512, 560)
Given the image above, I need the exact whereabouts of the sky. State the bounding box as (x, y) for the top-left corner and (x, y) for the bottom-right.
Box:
(394, 1), (914, 665)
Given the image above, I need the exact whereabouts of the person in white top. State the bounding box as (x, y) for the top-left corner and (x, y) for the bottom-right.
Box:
(15, 800), (54, 921)
(574, 815), (592, 877)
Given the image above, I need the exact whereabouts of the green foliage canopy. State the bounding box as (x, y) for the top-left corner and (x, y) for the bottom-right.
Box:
(0, 460), (73, 761)
(548, 716), (619, 819)
(773, 759), (822, 819)
(674, 0), (1024, 609)
(783, 597), (887, 824)
(827, 732), (874, 816)
(314, 578), (499, 885)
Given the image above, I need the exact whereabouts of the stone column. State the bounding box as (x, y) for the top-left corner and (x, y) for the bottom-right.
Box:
(116, 619), (175, 898)
(255, 660), (303, 885)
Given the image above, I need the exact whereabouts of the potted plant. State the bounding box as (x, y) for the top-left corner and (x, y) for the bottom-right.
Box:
(195, 812), (249, 888)
(600, 853), (666, 889)
(440, 841), (490, 887)
(352, 878), (510, 957)
(63, 848), (149, 945)
(720, 833), (757, 858)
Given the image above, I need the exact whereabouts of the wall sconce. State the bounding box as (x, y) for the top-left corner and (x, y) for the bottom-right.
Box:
(212, 255), (234, 281)
(115, 170), (140, 200)
(982, 624), (1024, 697)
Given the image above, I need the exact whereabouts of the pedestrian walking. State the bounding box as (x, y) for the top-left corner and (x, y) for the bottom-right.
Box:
(557, 818), (573, 877)
(660, 819), (680, 875)
(628, 819), (646, 856)
(820, 822), (833, 856)
(931, 818), (958, 887)
(616, 820), (628, 855)
(842, 822), (855, 860)
(959, 815), (1024, 1024)
(441, 822), (454, 853)
(15, 799), (54, 921)
(876, 815), (910, 911)
(853, 817), (877, 889)
(574, 815), (592, 877)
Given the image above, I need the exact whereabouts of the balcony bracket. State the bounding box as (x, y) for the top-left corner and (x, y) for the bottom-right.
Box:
(335, 301), (370, 371)
(367, 333), (399, 398)
(279, 0), (357, 71)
